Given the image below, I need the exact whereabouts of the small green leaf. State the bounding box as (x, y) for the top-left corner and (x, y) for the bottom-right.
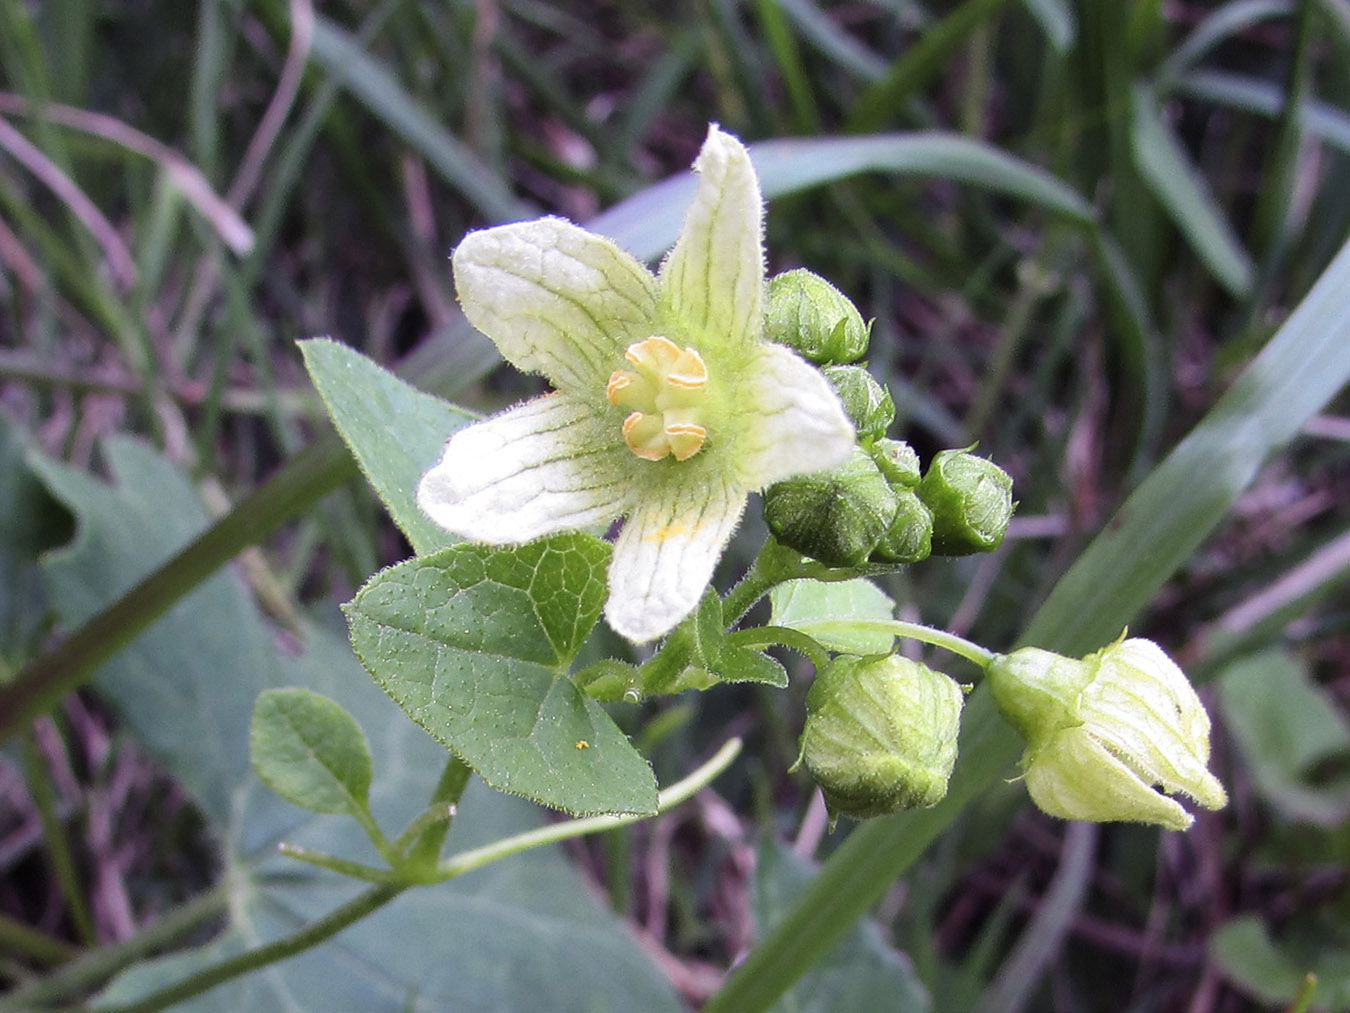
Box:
(627, 592), (785, 697)
(770, 578), (896, 654)
(716, 646), (788, 688)
(250, 688), (373, 816)
(300, 338), (473, 556)
(344, 534), (658, 816)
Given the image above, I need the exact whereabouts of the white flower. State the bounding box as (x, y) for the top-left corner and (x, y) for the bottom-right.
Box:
(417, 126), (854, 642)
(988, 637), (1228, 830)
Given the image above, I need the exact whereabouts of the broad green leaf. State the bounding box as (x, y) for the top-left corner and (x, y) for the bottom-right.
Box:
(344, 536), (658, 816)
(250, 688), (374, 817)
(1211, 915), (1350, 1008)
(301, 338), (473, 556)
(770, 578), (896, 654)
(22, 437), (681, 1012)
(0, 414), (68, 654)
(1130, 84), (1255, 297)
(1216, 649), (1350, 825)
(754, 841), (929, 1013)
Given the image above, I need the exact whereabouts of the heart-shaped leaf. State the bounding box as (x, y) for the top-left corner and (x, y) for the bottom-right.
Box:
(344, 536), (658, 816)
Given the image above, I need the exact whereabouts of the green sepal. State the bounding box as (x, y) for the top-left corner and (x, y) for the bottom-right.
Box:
(765, 268), (870, 364)
(869, 490), (933, 564)
(763, 447), (897, 566)
(917, 447), (1014, 555)
(823, 365), (894, 443)
(870, 438), (922, 488)
(800, 653), (964, 821)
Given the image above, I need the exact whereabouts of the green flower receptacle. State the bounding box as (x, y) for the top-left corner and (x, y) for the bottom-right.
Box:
(917, 448), (1014, 555)
(763, 447), (897, 567)
(800, 654), (964, 820)
(765, 268), (870, 365)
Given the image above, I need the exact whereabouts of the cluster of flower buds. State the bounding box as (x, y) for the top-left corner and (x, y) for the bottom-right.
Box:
(762, 270), (1013, 567)
(797, 653), (964, 822)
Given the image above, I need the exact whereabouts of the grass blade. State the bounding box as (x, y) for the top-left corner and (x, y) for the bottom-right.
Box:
(1130, 83), (1255, 297)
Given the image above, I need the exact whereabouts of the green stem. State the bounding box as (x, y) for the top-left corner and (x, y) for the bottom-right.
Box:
(22, 731), (97, 945)
(93, 885), (406, 1013)
(275, 844), (399, 885)
(0, 885), (229, 1012)
(786, 618), (995, 669)
(0, 910), (78, 966)
(435, 738), (741, 881)
(404, 755), (472, 871)
(720, 560), (783, 629)
(722, 626), (830, 672)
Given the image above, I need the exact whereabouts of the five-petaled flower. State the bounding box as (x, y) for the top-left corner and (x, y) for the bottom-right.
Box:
(417, 126), (855, 642)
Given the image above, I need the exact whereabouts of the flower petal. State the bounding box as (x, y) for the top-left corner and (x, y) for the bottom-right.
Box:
(454, 217), (660, 392)
(735, 343), (855, 488)
(417, 393), (631, 543)
(1025, 730), (1194, 831)
(660, 125), (764, 350)
(605, 475), (746, 643)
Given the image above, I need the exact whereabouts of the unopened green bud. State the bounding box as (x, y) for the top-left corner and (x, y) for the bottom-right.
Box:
(870, 490), (933, 563)
(800, 654), (963, 820)
(764, 447), (897, 566)
(917, 449), (1013, 555)
(765, 268), (870, 365)
(987, 637), (1228, 831)
(871, 438), (922, 488)
(824, 365), (894, 443)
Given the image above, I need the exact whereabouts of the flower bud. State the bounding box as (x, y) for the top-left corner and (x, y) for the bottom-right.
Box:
(871, 438), (922, 488)
(917, 448), (1013, 555)
(823, 365), (894, 444)
(987, 637), (1228, 831)
(765, 268), (870, 365)
(763, 447), (897, 566)
(870, 490), (933, 563)
(800, 654), (964, 820)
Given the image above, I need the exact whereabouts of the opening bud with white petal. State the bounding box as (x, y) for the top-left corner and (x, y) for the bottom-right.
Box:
(987, 637), (1228, 831)
(765, 268), (870, 365)
(799, 653), (964, 822)
(917, 448), (1014, 555)
(763, 446), (897, 566)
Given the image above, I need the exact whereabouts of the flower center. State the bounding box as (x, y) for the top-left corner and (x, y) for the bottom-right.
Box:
(606, 336), (709, 461)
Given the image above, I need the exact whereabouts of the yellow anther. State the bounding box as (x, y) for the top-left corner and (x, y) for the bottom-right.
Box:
(610, 337), (710, 461)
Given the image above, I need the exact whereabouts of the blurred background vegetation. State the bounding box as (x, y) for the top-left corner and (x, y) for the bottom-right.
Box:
(1, 0), (1348, 1010)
